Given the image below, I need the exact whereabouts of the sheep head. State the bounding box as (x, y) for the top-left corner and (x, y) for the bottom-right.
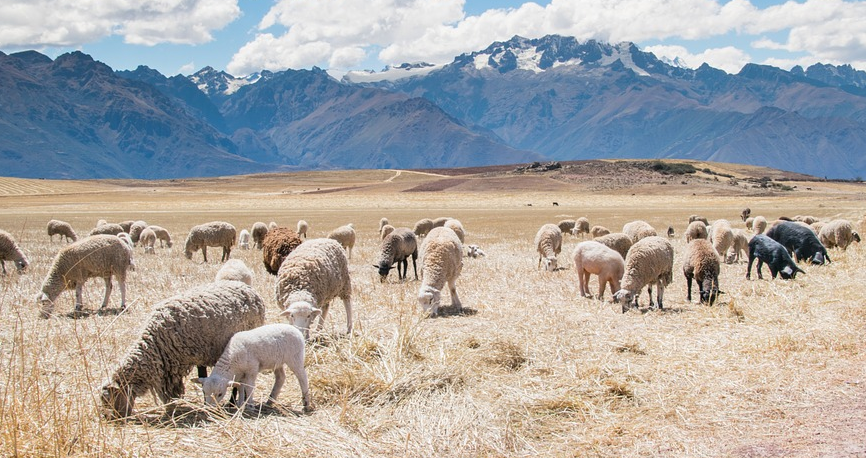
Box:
(417, 285), (441, 316)
(613, 289), (636, 313)
(100, 384), (133, 420)
(280, 301), (322, 340)
(193, 375), (235, 406)
(542, 256), (558, 272)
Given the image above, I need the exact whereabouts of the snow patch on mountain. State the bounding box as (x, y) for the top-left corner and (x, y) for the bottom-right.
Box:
(343, 62), (444, 83)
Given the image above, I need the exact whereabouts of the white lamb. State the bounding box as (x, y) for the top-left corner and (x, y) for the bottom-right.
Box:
(297, 220), (309, 239)
(238, 229), (252, 250)
(466, 244), (486, 258)
(147, 225), (173, 248)
(139, 227), (157, 254)
(534, 223), (562, 271)
(195, 323), (311, 412)
(572, 240), (624, 301)
(251, 222), (269, 250)
(613, 236), (674, 313)
(710, 219), (734, 263)
(0, 229), (29, 275)
(327, 223), (356, 260)
(215, 259), (254, 286)
(418, 226), (463, 316)
(752, 216), (768, 234)
(443, 219), (465, 243)
(727, 228), (749, 263)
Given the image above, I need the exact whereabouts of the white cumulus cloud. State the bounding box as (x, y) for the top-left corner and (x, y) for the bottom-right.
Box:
(644, 44), (752, 74)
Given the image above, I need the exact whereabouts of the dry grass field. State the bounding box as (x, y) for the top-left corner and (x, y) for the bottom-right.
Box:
(2, 161), (866, 457)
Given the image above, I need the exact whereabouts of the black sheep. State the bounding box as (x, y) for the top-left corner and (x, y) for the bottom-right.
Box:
(747, 234), (805, 280)
(765, 221), (830, 265)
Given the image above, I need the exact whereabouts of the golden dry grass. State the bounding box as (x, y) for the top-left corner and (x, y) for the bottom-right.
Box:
(1, 167), (866, 457)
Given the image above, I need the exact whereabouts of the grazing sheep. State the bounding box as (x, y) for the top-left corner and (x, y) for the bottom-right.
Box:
(116, 232), (134, 251)
(572, 240), (624, 300)
(0, 229), (29, 275)
(215, 259), (254, 286)
(710, 219), (734, 263)
(413, 218), (434, 237)
(728, 229), (749, 263)
(379, 217), (389, 233)
(238, 229), (252, 250)
(262, 228), (303, 276)
(745, 217), (755, 230)
(90, 223), (124, 236)
(418, 227), (464, 316)
(811, 221), (825, 235)
(376, 228), (418, 281)
(380, 224), (395, 240)
(752, 216), (768, 234)
(747, 234), (804, 280)
(195, 323), (311, 412)
(818, 219), (858, 250)
(432, 217), (451, 228)
(128, 220), (148, 245)
(741, 207), (751, 222)
(184, 221), (236, 263)
(47, 219), (78, 243)
(100, 281), (266, 420)
(573, 217), (591, 237)
(147, 225), (173, 248)
(466, 244), (486, 258)
(684, 220), (708, 243)
(37, 235), (133, 317)
(613, 236), (674, 313)
(119, 221), (135, 233)
(589, 225), (611, 238)
(139, 227), (157, 254)
(557, 219), (576, 234)
(327, 223), (356, 260)
(622, 220), (657, 244)
(268, 222), (278, 232)
(594, 232), (632, 260)
(793, 215), (818, 225)
(666, 226), (675, 238)
(96, 219), (108, 227)
(766, 221), (830, 265)
(276, 238), (353, 340)
(251, 222), (269, 250)
(683, 239), (721, 305)
(534, 223), (563, 272)
(297, 220), (309, 239)
(688, 215), (709, 225)
(443, 219), (465, 243)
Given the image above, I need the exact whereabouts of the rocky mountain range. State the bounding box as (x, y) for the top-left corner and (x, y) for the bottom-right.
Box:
(2, 34), (866, 179)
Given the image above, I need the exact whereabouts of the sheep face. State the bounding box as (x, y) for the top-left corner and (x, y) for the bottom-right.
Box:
(699, 279), (720, 305)
(542, 256), (557, 272)
(280, 301), (322, 340)
(100, 385), (133, 420)
(194, 376), (234, 406)
(613, 289), (636, 313)
(417, 286), (441, 316)
(35, 293), (54, 319)
(14, 257), (28, 272)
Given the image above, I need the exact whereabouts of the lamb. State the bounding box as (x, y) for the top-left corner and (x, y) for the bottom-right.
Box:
(37, 234), (133, 317)
(594, 232), (632, 260)
(262, 227), (303, 275)
(613, 236), (674, 313)
(818, 219), (858, 250)
(752, 216), (768, 234)
(417, 226), (464, 316)
(375, 227), (418, 281)
(380, 224), (395, 240)
(728, 229), (749, 263)
(194, 323), (311, 412)
(297, 220), (309, 239)
(251, 222), (269, 250)
(413, 218), (434, 237)
(89, 223), (124, 236)
(744, 217), (755, 231)
(443, 219), (465, 243)
(572, 240), (624, 300)
(128, 220), (148, 245)
(466, 244), (486, 258)
(327, 223), (356, 260)
(215, 259), (254, 286)
(147, 225), (173, 248)
(741, 207), (751, 222)
(622, 220), (657, 244)
(0, 229), (29, 275)
(766, 221), (830, 265)
(139, 227), (157, 254)
(682, 239), (721, 305)
(100, 280), (266, 420)
(589, 225), (611, 238)
(534, 223), (563, 271)
(184, 221), (236, 263)
(276, 238), (353, 340)
(688, 215), (709, 225)
(47, 219), (78, 243)
(710, 219), (734, 262)
(747, 234), (805, 280)
(684, 220), (708, 243)
(238, 229), (252, 250)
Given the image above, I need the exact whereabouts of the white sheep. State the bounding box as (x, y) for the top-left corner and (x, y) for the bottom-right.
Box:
(147, 225), (173, 248)
(37, 234), (133, 318)
(238, 229), (252, 250)
(728, 229), (749, 263)
(128, 220), (148, 245)
(116, 232), (134, 251)
(432, 217), (451, 228)
(744, 217), (755, 231)
(622, 220), (657, 244)
(688, 215), (708, 225)
(195, 323), (311, 412)
(589, 225), (611, 238)
(710, 219), (734, 263)
(379, 217), (389, 233)
(443, 219), (465, 243)
(613, 236), (674, 313)
(684, 220), (708, 243)
(89, 223), (124, 236)
(297, 220), (309, 239)
(413, 218), (434, 237)
(139, 227), (157, 254)
(268, 221), (278, 232)
(819, 219), (859, 250)
(276, 238), (353, 340)
(0, 229), (29, 275)
(251, 222), (269, 250)
(380, 224), (395, 240)
(418, 227), (463, 316)
(572, 240), (624, 300)
(683, 238), (721, 305)
(534, 223), (563, 271)
(327, 223), (356, 260)
(100, 280), (266, 420)
(752, 216), (768, 234)
(466, 244), (486, 258)
(47, 219), (78, 243)
(215, 259), (254, 286)
(184, 221), (236, 263)
(572, 217), (591, 237)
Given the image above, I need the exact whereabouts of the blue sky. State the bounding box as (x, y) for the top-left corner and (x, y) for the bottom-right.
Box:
(1, 0), (865, 77)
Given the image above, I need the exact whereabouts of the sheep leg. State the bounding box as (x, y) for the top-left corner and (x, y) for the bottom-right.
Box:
(118, 277), (127, 310)
(755, 259), (765, 280)
(341, 295), (353, 335)
(448, 279), (461, 308)
(202, 246), (208, 263)
(74, 285), (85, 312)
(685, 274), (693, 301)
(411, 255), (418, 280)
(577, 269), (587, 297)
(267, 366), (286, 405)
(316, 304), (330, 332)
(288, 361), (312, 412)
(238, 374), (256, 409)
(657, 284), (665, 310)
(597, 275), (607, 300)
(100, 277), (113, 309)
(222, 246), (231, 262)
(647, 285), (654, 308)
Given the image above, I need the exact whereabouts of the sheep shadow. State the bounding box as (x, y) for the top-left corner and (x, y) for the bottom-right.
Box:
(622, 305), (689, 315)
(62, 307), (125, 319)
(119, 402), (307, 428)
(430, 306), (478, 318)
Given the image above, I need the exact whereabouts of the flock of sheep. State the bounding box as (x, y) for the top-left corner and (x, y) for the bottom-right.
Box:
(0, 209), (857, 421)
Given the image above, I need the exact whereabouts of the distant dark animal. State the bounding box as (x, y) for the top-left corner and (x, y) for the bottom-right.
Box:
(747, 234), (804, 280)
(766, 221), (830, 265)
(778, 216), (793, 221)
(553, 202), (559, 206)
(667, 226), (675, 238)
(741, 208), (751, 222)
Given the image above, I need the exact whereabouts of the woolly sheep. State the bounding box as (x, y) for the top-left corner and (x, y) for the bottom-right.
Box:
(431, 217), (451, 228)
(572, 240), (624, 300)
(688, 215), (708, 225)
(594, 232), (632, 260)
(589, 225), (611, 238)
(417, 227), (463, 316)
(443, 219), (465, 243)
(818, 219), (858, 250)
(811, 221), (825, 235)
(0, 229), (29, 275)
(793, 215), (818, 225)
(215, 259), (254, 286)
(766, 221), (830, 265)
(96, 219), (108, 227)
(622, 220), (657, 244)
(613, 236), (674, 313)
(251, 222), (269, 250)
(466, 244), (486, 258)
(90, 223), (124, 236)
(534, 223), (562, 272)
(685, 220), (708, 243)
(37, 234), (133, 318)
(119, 221), (134, 233)
(413, 218), (434, 237)
(128, 220), (148, 245)
(379, 217), (389, 233)
(573, 217), (591, 236)
(100, 281), (266, 420)
(238, 229), (252, 250)
(752, 216), (768, 234)
(268, 222), (278, 232)
(147, 225), (173, 248)
(380, 224), (395, 240)
(297, 220), (309, 239)
(710, 219), (734, 263)
(683, 239), (721, 305)
(557, 219), (576, 234)
(744, 217), (755, 230)
(376, 227), (418, 281)
(47, 219), (78, 243)
(276, 238), (353, 340)
(741, 207), (751, 222)
(728, 229), (749, 263)
(747, 234), (804, 280)
(139, 227), (157, 254)
(194, 323), (311, 412)
(184, 221), (236, 263)
(327, 223), (356, 260)
(262, 228), (303, 276)
(116, 232), (134, 251)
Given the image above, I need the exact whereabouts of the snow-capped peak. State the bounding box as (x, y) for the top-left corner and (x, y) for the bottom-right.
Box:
(342, 62), (444, 84)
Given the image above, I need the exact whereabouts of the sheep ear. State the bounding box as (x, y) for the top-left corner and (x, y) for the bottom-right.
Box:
(279, 309), (291, 317)
(191, 378), (204, 385)
(312, 307), (322, 318)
